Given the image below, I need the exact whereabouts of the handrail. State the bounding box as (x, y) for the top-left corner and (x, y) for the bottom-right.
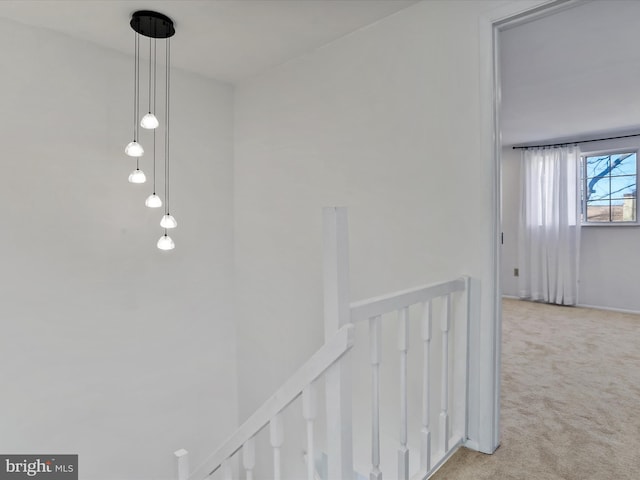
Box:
(350, 277), (466, 323)
(188, 323), (355, 480)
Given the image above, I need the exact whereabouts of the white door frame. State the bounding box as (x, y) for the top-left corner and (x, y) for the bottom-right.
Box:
(475, 0), (582, 454)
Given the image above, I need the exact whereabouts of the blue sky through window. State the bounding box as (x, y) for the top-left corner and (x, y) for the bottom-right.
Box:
(583, 152), (637, 222)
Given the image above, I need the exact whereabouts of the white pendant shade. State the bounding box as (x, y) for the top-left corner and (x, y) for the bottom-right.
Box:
(145, 194), (162, 208)
(125, 140), (144, 157)
(128, 168), (147, 184)
(140, 113), (159, 129)
(157, 234), (175, 250)
(160, 214), (177, 229)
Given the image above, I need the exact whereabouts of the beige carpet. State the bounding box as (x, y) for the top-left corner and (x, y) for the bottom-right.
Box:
(431, 298), (640, 480)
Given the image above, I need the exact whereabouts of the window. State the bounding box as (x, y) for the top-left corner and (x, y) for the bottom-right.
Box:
(581, 151), (637, 224)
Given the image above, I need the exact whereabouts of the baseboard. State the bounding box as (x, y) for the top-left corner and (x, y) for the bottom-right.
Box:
(463, 439), (480, 451)
(577, 303), (640, 315)
(501, 296), (640, 315)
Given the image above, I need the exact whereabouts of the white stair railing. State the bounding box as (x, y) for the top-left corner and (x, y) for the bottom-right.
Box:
(182, 323), (355, 480)
(350, 276), (469, 480)
(421, 301), (433, 474)
(242, 437), (255, 480)
(369, 314), (382, 480)
(176, 208), (473, 480)
(174, 449), (189, 480)
(302, 383), (318, 480)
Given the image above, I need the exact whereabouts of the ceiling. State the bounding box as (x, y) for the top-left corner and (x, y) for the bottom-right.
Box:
(0, 0), (417, 84)
(5, 0), (634, 147)
(500, 0), (640, 146)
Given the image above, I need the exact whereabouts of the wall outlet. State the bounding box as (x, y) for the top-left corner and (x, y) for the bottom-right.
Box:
(514, 268), (519, 277)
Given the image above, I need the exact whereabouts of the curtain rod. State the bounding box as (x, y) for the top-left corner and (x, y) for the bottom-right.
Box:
(512, 132), (640, 150)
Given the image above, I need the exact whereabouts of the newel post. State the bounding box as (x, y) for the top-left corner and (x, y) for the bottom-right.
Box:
(323, 207), (354, 479)
(174, 449), (189, 480)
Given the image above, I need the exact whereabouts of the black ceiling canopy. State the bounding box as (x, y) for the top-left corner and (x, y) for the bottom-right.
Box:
(130, 10), (175, 39)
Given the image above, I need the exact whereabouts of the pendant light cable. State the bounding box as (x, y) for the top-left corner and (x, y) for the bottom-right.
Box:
(153, 39), (157, 118)
(153, 39), (157, 195)
(148, 37), (152, 115)
(135, 32), (140, 142)
(152, 129), (156, 191)
(132, 31), (137, 140)
(164, 37), (171, 216)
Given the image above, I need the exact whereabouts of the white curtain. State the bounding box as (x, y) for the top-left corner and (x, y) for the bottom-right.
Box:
(518, 146), (581, 305)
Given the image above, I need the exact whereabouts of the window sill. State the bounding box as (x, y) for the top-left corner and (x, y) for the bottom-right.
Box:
(581, 222), (640, 227)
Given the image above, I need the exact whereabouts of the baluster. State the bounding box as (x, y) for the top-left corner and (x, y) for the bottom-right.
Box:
(440, 294), (451, 453)
(303, 383), (317, 480)
(174, 449), (189, 480)
(270, 412), (284, 480)
(421, 301), (432, 474)
(369, 315), (382, 480)
(243, 437), (256, 480)
(322, 207), (353, 479)
(222, 460), (232, 480)
(398, 307), (409, 480)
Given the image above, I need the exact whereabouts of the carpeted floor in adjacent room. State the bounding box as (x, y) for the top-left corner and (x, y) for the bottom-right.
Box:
(431, 298), (640, 480)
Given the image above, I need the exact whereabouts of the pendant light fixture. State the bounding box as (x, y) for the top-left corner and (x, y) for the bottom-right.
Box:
(144, 128), (162, 200)
(159, 26), (177, 239)
(141, 36), (159, 130)
(125, 32), (144, 158)
(157, 233), (175, 251)
(127, 10), (177, 250)
(145, 38), (162, 209)
(128, 166), (147, 184)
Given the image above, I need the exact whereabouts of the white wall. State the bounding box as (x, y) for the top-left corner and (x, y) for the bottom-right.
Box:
(0, 19), (237, 479)
(501, 147), (521, 297)
(501, 140), (640, 312)
(577, 138), (640, 312)
(233, 0), (503, 464)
